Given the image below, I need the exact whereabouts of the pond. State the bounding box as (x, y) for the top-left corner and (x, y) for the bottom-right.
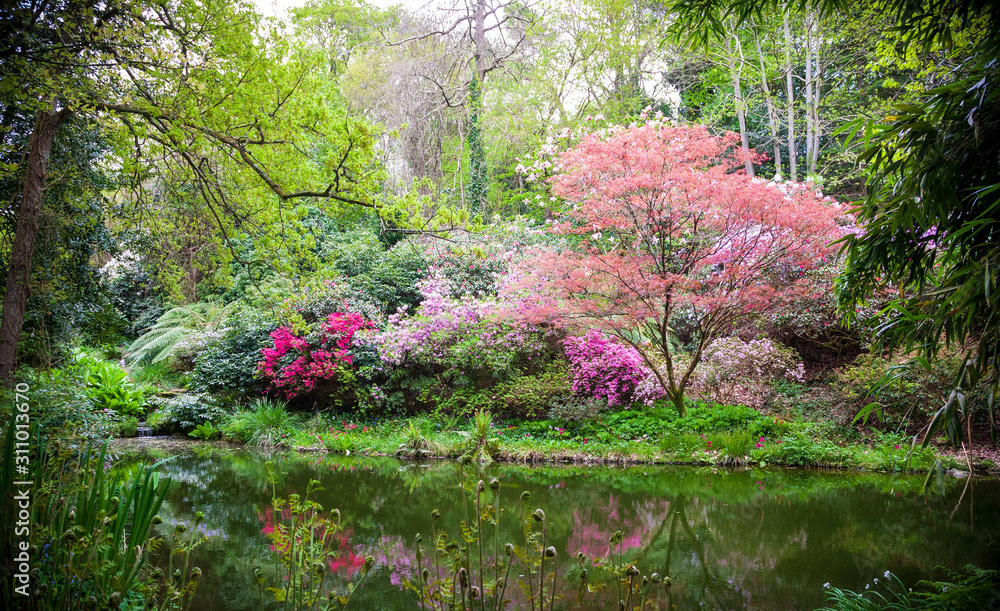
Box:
(128, 441), (1000, 610)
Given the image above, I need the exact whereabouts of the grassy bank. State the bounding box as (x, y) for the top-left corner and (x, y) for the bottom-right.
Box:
(166, 398), (973, 474)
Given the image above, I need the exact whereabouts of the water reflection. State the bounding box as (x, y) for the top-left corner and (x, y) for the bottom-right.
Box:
(132, 445), (1000, 610)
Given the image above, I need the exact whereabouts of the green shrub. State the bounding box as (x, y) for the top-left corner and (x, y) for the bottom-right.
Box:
(545, 394), (607, 422)
(17, 364), (123, 443)
(437, 360), (574, 419)
(658, 431), (703, 454)
(189, 421), (223, 440)
(323, 230), (427, 315)
(834, 353), (959, 426)
(718, 430), (754, 463)
(101, 259), (164, 339)
(81, 356), (147, 417)
(147, 393), (229, 435)
(770, 425), (851, 467)
(599, 406), (674, 441)
(117, 415), (139, 438)
(130, 360), (188, 389)
(396, 420), (440, 457)
(664, 401), (777, 437)
(126, 299), (235, 365)
(191, 307), (276, 398)
(316, 430), (357, 453)
(458, 408), (499, 463)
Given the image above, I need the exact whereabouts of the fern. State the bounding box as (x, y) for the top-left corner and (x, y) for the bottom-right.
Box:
(126, 300), (235, 364)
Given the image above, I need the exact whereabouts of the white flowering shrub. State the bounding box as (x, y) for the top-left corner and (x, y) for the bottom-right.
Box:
(697, 337), (805, 407)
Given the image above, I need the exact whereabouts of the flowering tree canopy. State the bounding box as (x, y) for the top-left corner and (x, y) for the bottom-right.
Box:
(508, 120), (846, 415)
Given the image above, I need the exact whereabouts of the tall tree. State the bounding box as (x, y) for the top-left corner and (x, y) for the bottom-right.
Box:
(508, 121), (843, 416)
(0, 0), (384, 383)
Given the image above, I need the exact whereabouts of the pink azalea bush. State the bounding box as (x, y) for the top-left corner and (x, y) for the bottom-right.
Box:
(562, 331), (656, 407)
(258, 312), (373, 400)
(371, 273), (552, 390)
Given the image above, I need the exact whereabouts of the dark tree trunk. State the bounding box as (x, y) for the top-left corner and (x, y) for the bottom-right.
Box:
(0, 106), (68, 384)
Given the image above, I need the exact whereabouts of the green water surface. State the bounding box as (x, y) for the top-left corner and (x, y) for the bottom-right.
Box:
(137, 445), (1000, 610)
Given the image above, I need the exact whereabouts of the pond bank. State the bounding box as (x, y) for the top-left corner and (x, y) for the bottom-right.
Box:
(110, 429), (995, 477)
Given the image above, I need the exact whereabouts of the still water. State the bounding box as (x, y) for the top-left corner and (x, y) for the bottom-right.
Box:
(135, 444), (1000, 610)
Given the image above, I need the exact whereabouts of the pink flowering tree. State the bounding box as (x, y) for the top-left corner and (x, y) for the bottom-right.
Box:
(258, 312), (373, 400)
(507, 120), (846, 416)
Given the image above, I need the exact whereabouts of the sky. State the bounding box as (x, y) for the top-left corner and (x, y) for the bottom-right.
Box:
(253, 0), (438, 18)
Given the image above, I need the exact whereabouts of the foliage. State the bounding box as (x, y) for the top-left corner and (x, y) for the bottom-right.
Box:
(221, 398), (302, 447)
(271, 275), (385, 331)
(508, 118), (845, 416)
(15, 363), (125, 443)
(835, 354), (960, 429)
(259, 477), (374, 610)
(126, 300), (235, 366)
(76, 352), (147, 417)
(409, 221), (558, 299)
(758, 263), (887, 364)
(321, 229), (428, 315)
(0, 418), (171, 608)
(259, 311), (373, 401)
(147, 393), (229, 435)
(189, 421), (223, 441)
(117, 415), (139, 438)
(371, 273), (556, 412)
(436, 360), (574, 420)
(100, 254), (164, 340)
(662, 401), (780, 437)
(191, 307), (277, 398)
(817, 566), (1000, 611)
(0, 116), (122, 368)
(545, 394), (608, 423)
(835, 0), (1000, 451)
(396, 420), (440, 458)
(458, 409), (500, 463)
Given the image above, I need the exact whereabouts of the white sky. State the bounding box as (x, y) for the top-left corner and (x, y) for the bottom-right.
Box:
(253, 0), (438, 19)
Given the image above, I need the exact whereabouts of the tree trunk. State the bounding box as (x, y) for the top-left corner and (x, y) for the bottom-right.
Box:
(670, 392), (687, 418)
(467, 0), (488, 214)
(811, 10), (823, 176)
(804, 7), (815, 179)
(782, 5), (797, 182)
(0, 106), (67, 384)
(753, 24), (783, 179)
(725, 30), (755, 177)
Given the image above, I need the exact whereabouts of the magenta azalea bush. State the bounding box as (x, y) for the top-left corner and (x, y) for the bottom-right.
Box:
(258, 312), (373, 400)
(562, 331), (654, 407)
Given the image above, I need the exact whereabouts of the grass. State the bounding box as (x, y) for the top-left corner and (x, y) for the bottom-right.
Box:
(203, 399), (959, 473)
(222, 398), (303, 447)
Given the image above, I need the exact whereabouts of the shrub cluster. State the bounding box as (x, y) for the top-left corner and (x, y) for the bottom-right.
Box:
(562, 331), (651, 406)
(259, 312), (373, 401)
